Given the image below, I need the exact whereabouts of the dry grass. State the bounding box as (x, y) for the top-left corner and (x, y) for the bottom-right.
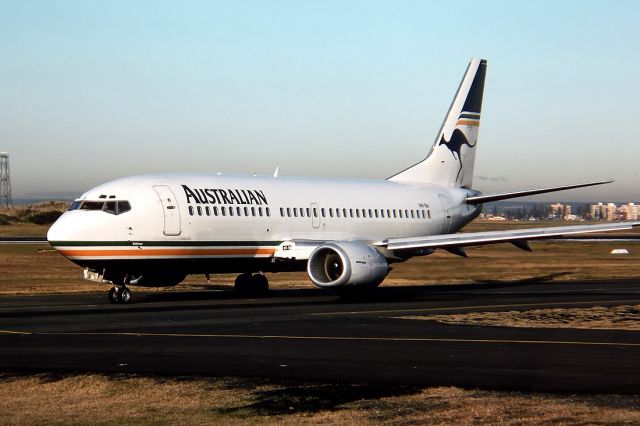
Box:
(0, 223), (49, 236)
(1, 239), (640, 295)
(0, 374), (639, 425)
(401, 305), (640, 330)
(1, 220), (640, 295)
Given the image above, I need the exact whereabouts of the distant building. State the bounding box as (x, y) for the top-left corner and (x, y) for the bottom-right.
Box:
(550, 203), (573, 220)
(617, 203), (640, 220)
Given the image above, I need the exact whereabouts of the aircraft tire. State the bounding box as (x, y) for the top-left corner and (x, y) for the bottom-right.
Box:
(250, 274), (269, 295)
(119, 287), (131, 304)
(234, 273), (253, 295)
(108, 287), (118, 304)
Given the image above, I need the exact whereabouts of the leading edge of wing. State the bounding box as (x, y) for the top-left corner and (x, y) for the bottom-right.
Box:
(465, 180), (613, 205)
(376, 222), (640, 251)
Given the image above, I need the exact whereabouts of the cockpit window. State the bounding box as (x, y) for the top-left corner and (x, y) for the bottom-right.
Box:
(80, 201), (105, 211)
(103, 201), (117, 214)
(117, 201), (131, 214)
(70, 200), (132, 215)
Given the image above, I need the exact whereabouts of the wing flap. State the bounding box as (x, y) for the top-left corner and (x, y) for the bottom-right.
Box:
(377, 222), (639, 251)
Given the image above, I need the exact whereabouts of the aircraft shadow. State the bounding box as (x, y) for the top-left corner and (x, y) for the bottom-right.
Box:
(136, 272), (577, 306)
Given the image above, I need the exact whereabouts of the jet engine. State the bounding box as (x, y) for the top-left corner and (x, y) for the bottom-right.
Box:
(307, 242), (389, 288)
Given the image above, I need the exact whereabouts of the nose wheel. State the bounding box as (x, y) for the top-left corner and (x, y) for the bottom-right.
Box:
(108, 286), (132, 304)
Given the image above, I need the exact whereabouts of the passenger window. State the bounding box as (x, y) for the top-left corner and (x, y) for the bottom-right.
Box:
(313, 208), (318, 217)
(237, 207), (242, 216)
(299, 208), (305, 218)
(411, 210), (415, 219)
(221, 206), (226, 216)
(368, 209), (373, 218)
(214, 206), (219, 216)
(189, 206), (194, 216)
(427, 209), (431, 219)
(266, 207), (271, 217)
(293, 208), (298, 217)
(287, 207), (291, 217)
(399, 210), (403, 218)
(321, 208), (326, 217)
(336, 209), (341, 218)
(343, 208), (347, 218)
(349, 209), (354, 218)
(356, 209), (360, 218)
(196, 206), (202, 216)
(405, 209), (409, 218)
(329, 208), (333, 218)
(306, 208), (311, 217)
(229, 207), (234, 216)
(244, 207), (248, 216)
(259, 207), (263, 217)
(280, 207), (284, 217)
(206, 206), (211, 216)
(251, 207), (256, 216)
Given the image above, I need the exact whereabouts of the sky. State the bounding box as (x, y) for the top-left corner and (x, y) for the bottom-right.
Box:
(1, 0), (639, 202)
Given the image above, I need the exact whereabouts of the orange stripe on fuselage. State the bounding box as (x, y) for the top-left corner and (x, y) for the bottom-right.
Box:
(57, 248), (277, 258)
(456, 119), (480, 126)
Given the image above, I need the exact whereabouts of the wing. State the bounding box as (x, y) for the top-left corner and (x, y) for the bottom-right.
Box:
(376, 222), (640, 251)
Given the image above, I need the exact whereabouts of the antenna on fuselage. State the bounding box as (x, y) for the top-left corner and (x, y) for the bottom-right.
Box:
(273, 166), (279, 178)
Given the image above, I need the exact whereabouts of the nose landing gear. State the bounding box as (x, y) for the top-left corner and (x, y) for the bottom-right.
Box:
(108, 285), (132, 304)
(107, 274), (132, 304)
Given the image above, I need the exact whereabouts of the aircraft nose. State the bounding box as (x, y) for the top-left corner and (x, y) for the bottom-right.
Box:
(47, 212), (87, 244)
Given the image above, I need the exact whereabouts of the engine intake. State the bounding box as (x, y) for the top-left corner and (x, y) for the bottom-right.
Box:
(307, 242), (388, 288)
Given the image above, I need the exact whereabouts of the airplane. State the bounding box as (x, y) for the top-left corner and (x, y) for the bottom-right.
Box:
(47, 58), (638, 304)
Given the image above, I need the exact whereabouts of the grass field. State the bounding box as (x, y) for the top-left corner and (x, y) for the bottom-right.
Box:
(2, 237), (639, 295)
(1, 374), (639, 425)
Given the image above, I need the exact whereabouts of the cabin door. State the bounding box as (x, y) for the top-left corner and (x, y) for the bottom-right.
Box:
(153, 185), (182, 236)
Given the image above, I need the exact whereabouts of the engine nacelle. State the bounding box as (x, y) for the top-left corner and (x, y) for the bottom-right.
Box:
(307, 242), (389, 288)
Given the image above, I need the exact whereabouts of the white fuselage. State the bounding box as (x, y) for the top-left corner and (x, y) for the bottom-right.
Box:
(47, 173), (482, 281)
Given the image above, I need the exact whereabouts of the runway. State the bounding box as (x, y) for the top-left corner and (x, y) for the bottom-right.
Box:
(1, 279), (640, 393)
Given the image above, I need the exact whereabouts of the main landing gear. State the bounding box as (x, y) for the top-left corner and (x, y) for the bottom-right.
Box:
(234, 273), (269, 296)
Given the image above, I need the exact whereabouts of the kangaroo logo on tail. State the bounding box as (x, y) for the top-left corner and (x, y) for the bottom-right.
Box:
(438, 128), (477, 180)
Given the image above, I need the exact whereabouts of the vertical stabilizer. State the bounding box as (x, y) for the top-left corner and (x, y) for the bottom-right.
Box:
(389, 58), (487, 188)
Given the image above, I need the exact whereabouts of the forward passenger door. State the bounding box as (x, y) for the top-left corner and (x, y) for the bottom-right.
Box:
(153, 185), (181, 236)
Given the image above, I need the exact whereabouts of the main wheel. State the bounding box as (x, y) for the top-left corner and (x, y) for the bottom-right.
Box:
(250, 274), (269, 295)
(234, 273), (252, 295)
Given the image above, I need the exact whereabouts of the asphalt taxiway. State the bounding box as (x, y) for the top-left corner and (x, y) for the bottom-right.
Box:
(1, 279), (639, 393)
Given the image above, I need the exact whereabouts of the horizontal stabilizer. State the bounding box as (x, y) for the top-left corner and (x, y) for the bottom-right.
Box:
(376, 222), (639, 251)
(465, 180), (613, 205)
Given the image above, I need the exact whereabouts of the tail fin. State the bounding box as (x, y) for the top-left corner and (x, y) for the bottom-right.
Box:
(388, 58), (487, 188)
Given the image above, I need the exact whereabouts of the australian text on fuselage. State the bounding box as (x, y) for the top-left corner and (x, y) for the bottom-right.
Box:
(182, 185), (268, 206)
